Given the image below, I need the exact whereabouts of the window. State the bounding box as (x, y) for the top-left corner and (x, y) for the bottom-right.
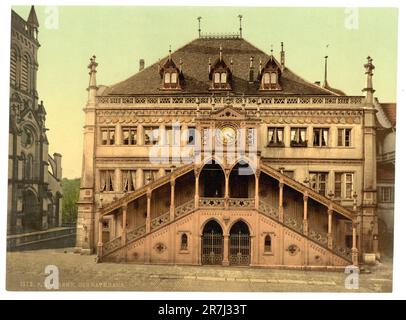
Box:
(338, 128), (352, 147)
(309, 172), (328, 196)
(21, 54), (30, 92)
(263, 73), (270, 84)
(144, 126), (159, 145)
(313, 128), (329, 147)
(214, 72), (220, 83)
(290, 128), (307, 147)
(122, 170), (137, 192)
(164, 72), (171, 84)
(220, 72), (227, 83)
(267, 127), (284, 146)
(100, 170), (115, 192)
(171, 72), (177, 84)
(181, 234), (188, 251)
(122, 127), (137, 145)
(187, 127), (196, 145)
(101, 127), (115, 145)
(144, 170), (158, 185)
(379, 186), (394, 203)
(264, 235), (272, 252)
(334, 172), (353, 199)
(270, 72), (277, 84)
(10, 48), (17, 86)
(165, 126), (173, 145)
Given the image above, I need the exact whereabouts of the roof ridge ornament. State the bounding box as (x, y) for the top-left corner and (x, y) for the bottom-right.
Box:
(197, 17), (202, 38)
(238, 14), (243, 38)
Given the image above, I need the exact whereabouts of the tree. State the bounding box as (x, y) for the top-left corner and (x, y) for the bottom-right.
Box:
(61, 178), (80, 224)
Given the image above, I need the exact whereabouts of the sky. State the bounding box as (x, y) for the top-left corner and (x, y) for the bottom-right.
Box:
(11, 6), (398, 179)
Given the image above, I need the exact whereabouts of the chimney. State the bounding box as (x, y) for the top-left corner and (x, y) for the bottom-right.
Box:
(139, 59), (145, 72)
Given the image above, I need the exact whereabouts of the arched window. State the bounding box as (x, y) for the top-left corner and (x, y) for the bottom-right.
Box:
(181, 233), (188, 250)
(214, 72), (220, 84)
(26, 154), (33, 180)
(263, 72), (270, 84)
(21, 54), (30, 92)
(164, 72), (171, 84)
(264, 235), (272, 252)
(220, 72), (227, 83)
(20, 153), (26, 180)
(10, 48), (18, 86)
(171, 72), (177, 84)
(270, 72), (277, 84)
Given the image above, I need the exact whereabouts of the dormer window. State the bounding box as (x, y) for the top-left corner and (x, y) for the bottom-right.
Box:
(208, 46), (232, 91)
(259, 56), (282, 91)
(159, 51), (183, 90)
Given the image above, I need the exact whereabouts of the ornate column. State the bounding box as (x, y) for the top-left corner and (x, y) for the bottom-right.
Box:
(137, 124), (143, 146)
(303, 193), (308, 236)
(222, 234), (230, 266)
(121, 204), (127, 246)
(254, 172), (259, 210)
(146, 189), (151, 233)
(170, 178), (175, 221)
(352, 220), (359, 266)
(194, 169), (199, 208)
(278, 180), (284, 222)
(136, 168), (143, 189)
(97, 219), (103, 260)
(327, 207), (333, 249)
(224, 169), (230, 209)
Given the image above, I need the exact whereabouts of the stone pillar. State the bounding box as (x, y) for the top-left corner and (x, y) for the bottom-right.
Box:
(116, 123), (122, 145)
(225, 170), (229, 209)
(97, 219), (103, 260)
(327, 207), (333, 249)
(303, 193), (308, 236)
(137, 124), (143, 146)
(122, 204), (127, 246)
(222, 234), (230, 266)
(194, 169), (199, 208)
(352, 221), (359, 266)
(146, 190), (151, 233)
(278, 181), (284, 222)
(158, 167), (165, 178)
(181, 124), (188, 147)
(136, 168), (143, 189)
(255, 173), (259, 210)
(170, 178), (175, 221)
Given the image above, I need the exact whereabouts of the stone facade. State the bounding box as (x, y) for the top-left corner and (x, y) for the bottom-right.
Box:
(8, 7), (63, 235)
(76, 34), (394, 268)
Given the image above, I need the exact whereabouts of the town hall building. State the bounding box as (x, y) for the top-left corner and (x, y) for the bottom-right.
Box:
(75, 26), (395, 268)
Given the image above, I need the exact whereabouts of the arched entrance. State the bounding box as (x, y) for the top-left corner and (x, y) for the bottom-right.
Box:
(199, 161), (225, 198)
(201, 220), (223, 265)
(229, 220), (251, 265)
(229, 160), (255, 198)
(22, 190), (41, 231)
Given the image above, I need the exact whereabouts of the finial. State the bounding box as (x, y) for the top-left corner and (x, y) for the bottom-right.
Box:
(259, 58), (262, 74)
(249, 56), (253, 68)
(197, 17), (202, 38)
(169, 45), (172, 59)
(208, 57), (211, 74)
(271, 44), (274, 55)
(281, 42), (284, 52)
(238, 14), (243, 38)
(230, 57), (233, 72)
(219, 45), (223, 61)
(280, 42), (285, 69)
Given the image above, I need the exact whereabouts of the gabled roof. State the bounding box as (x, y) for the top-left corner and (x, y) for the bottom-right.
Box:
(102, 37), (342, 96)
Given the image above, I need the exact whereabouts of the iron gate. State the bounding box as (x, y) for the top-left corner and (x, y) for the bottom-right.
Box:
(201, 231), (223, 265)
(229, 231), (251, 265)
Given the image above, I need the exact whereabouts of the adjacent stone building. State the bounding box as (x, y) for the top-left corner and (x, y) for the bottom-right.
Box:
(76, 31), (395, 268)
(8, 6), (63, 235)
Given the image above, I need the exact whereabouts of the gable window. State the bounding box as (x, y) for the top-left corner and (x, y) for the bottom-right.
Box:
(122, 170), (136, 192)
(214, 72), (220, 83)
(309, 172), (328, 196)
(122, 127), (137, 145)
(181, 233), (188, 251)
(334, 172), (353, 199)
(164, 72), (171, 84)
(101, 127), (115, 145)
(290, 128), (307, 147)
(264, 235), (272, 252)
(270, 72), (277, 84)
(267, 127), (284, 146)
(313, 128), (329, 147)
(220, 72), (227, 83)
(144, 126), (159, 145)
(338, 128), (352, 147)
(263, 73), (270, 84)
(100, 170), (115, 192)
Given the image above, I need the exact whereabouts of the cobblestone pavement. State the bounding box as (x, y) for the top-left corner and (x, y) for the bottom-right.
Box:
(6, 248), (392, 292)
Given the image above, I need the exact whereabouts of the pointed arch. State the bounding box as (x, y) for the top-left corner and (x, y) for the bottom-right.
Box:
(20, 53), (32, 92)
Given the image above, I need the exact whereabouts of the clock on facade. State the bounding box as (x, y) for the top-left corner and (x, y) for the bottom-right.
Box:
(220, 125), (237, 145)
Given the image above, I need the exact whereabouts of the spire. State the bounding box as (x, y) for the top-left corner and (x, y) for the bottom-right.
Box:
(27, 5), (39, 27)
(323, 55), (329, 88)
(238, 14), (243, 38)
(197, 17), (202, 38)
(87, 55), (98, 105)
(280, 42), (285, 70)
(362, 56), (375, 104)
